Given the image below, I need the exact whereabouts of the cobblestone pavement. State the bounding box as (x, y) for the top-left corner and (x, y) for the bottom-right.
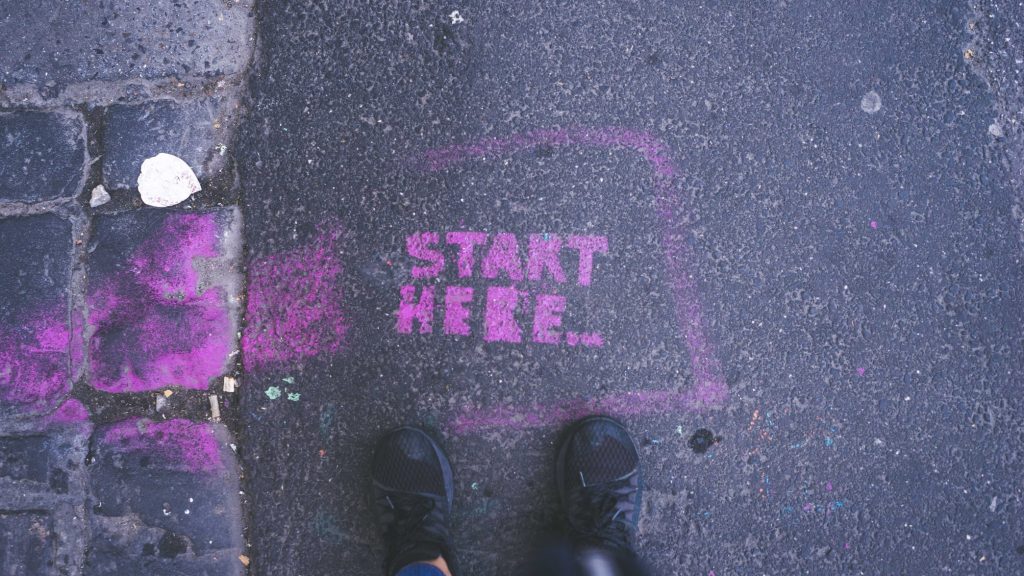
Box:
(0, 1), (254, 574)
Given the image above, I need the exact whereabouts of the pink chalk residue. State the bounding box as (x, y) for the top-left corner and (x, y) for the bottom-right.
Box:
(100, 418), (223, 472)
(421, 128), (729, 432)
(481, 233), (525, 281)
(484, 286), (522, 343)
(532, 294), (565, 344)
(449, 385), (729, 435)
(0, 311), (70, 415)
(443, 286), (474, 336)
(89, 213), (234, 393)
(396, 285), (435, 334)
(566, 235), (608, 287)
(527, 234), (566, 283)
(446, 231), (489, 277)
(407, 232), (445, 279)
(243, 229), (348, 370)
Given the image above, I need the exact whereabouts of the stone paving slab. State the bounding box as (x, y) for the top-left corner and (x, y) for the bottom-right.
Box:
(87, 209), (243, 394)
(0, 111), (85, 202)
(102, 99), (235, 191)
(0, 408), (92, 576)
(0, 214), (72, 420)
(0, 0), (254, 90)
(86, 418), (244, 576)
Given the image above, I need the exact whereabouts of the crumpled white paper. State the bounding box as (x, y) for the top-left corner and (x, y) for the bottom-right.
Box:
(137, 153), (201, 207)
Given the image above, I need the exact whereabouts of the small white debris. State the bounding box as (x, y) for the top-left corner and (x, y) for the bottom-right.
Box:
(223, 376), (237, 393)
(89, 184), (110, 207)
(449, 10), (465, 24)
(209, 394), (221, 421)
(988, 123), (1004, 138)
(860, 90), (882, 114)
(137, 153), (201, 207)
(155, 395), (168, 412)
(989, 496), (998, 512)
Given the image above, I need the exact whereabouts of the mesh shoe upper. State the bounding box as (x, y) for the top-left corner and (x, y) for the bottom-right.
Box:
(373, 428), (449, 497)
(372, 427), (456, 576)
(556, 416), (642, 554)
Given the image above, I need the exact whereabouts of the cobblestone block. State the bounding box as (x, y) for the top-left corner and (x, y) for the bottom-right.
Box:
(87, 209), (242, 393)
(0, 412), (92, 576)
(86, 419), (244, 576)
(0, 111), (86, 202)
(0, 0), (254, 89)
(103, 99), (236, 192)
(0, 215), (72, 419)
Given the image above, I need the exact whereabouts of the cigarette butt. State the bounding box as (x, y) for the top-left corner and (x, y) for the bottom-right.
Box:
(238, 554), (250, 567)
(223, 376), (237, 393)
(209, 395), (221, 421)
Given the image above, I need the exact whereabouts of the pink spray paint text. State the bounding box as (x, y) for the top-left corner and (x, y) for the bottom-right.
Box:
(397, 231), (607, 347)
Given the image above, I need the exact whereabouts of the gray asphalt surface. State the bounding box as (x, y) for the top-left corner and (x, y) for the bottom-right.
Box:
(236, 1), (1024, 574)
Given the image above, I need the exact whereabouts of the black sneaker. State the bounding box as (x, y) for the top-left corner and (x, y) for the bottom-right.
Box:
(372, 426), (457, 575)
(555, 416), (643, 555)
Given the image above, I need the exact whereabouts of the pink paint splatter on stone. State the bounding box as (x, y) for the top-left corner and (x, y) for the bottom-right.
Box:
(856, 367), (866, 376)
(100, 418), (223, 473)
(420, 128), (729, 430)
(48, 399), (89, 424)
(0, 311), (70, 415)
(89, 213), (236, 393)
(243, 229), (348, 370)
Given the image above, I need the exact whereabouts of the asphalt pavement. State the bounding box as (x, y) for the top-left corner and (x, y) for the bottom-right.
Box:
(235, 1), (1024, 575)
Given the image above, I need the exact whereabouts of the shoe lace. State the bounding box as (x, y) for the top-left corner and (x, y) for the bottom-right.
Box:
(377, 492), (449, 569)
(565, 473), (639, 553)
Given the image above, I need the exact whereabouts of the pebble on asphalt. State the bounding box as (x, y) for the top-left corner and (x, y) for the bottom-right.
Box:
(860, 90), (882, 114)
